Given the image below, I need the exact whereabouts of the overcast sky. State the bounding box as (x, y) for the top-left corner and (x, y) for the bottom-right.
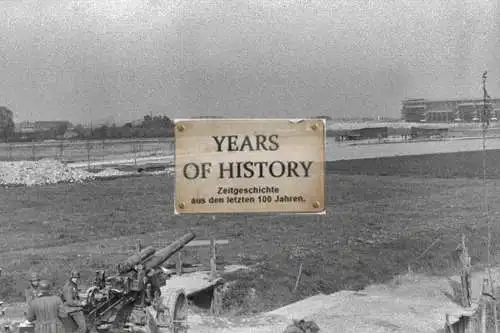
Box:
(0, 0), (498, 124)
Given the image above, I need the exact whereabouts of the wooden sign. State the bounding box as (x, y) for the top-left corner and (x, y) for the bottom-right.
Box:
(174, 119), (325, 214)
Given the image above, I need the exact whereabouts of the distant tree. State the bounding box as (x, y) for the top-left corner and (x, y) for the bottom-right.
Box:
(96, 125), (109, 139)
(118, 126), (132, 138)
(161, 115), (174, 128)
(0, 106), (15, 141)
(107, 124), (119, 138)
(73, 124), (86, 137)
(142, 114), (174, 130)
(132, 127), (147, 138)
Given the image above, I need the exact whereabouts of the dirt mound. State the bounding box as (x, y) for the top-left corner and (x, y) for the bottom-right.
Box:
(0, 160), (96, 186)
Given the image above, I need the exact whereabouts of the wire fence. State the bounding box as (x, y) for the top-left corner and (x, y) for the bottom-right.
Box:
(0, 137), (174, 165)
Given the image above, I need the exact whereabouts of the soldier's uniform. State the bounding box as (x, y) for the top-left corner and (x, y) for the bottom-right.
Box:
(283, 326), (304, 333)
(25, 273), (41, 305)
(61, 271), (86, 333)
(26, 280), (65, 333)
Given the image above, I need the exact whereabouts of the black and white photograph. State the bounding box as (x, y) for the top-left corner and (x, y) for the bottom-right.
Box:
(1, 0), (500, 332)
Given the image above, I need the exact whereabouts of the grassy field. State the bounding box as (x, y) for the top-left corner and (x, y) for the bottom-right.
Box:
(328, 149), (500, 178)
(2, 150), (500, 315)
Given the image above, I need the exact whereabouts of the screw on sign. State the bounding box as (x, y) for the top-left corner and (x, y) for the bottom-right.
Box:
(174, 119), (325, 214)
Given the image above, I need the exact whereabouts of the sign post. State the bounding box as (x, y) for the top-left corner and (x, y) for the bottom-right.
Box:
(174, 118), (325, 214)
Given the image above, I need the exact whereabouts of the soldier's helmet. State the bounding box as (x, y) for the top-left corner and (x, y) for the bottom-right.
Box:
(70, 271), (81, 279)
(30, 273), (40, 282)
(304, 321), (320, 333)
(38, 280), (51, 294)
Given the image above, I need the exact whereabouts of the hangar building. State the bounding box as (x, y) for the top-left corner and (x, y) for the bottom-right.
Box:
(401, 98), (500, 123)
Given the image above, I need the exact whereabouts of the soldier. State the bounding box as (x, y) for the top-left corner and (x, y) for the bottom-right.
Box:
(62, 271), (87, 333)
(26, 280), (65, 333)
(25, 273), (41, 304)
(283, 319), (320, 333)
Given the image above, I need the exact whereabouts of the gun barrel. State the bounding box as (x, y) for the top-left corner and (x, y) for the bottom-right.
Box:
(118, 246), (156, 274)
(144, 232), (195, 271)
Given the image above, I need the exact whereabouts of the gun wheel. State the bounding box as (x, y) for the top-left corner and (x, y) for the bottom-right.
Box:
(156, 288), (187, 333)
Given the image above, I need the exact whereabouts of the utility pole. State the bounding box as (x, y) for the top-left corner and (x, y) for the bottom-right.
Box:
(481, 70), (497, 333)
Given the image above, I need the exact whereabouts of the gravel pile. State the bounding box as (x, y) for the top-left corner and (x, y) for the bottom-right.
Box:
(146, 168), (173, 176)
(0, 160), (96, 187)
(0, 160), (173, 187)
(93, 168), (132, 177)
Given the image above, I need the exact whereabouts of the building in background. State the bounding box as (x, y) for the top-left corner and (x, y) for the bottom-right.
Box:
(401, 98), (500, 123)
(15, 121), (72, 133)
(0, 107), (15, 140)
(15, 121), (36, 133)
(15, 120), (73, 140)
(0, 107), (13, 124)
(33, 121), (72, 132)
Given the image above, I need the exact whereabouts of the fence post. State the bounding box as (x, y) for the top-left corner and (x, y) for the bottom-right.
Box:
(210, 284), (222, 316)
(132, 142), (138, 165)
(86, 140), (92, 170)
(210, 238), (217, 279)
(481, 277), (488, 333)
(59, 140), (64, 161)
(31, 142), (36, 161)
(293, 263), (303, 294)
(102, 139), (106, 161)
(491, 277), (498, 333)
(7, 143), (12, 161)
(459, 234), (472, 307)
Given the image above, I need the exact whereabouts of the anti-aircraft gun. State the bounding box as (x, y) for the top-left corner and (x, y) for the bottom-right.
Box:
(78, 232), (195, 333)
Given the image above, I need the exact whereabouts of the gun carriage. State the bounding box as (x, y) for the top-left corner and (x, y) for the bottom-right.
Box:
(77, 232), (195, 333)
